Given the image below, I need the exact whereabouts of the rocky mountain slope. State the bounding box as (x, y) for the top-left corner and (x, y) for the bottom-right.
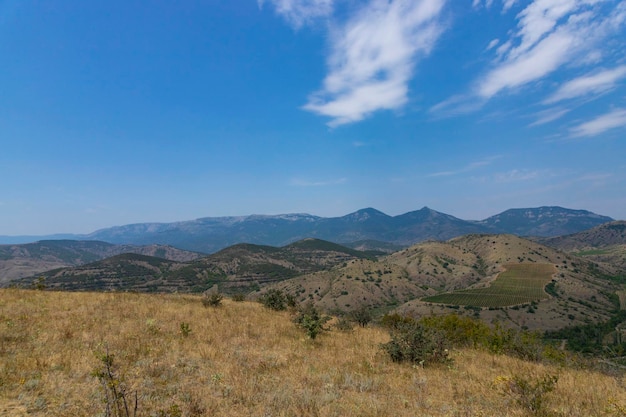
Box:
(1, 206), (613, 253)
(475, 206), (613, 236)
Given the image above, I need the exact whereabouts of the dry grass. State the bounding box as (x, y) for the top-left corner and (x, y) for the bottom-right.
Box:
(1, 289), (626, 417)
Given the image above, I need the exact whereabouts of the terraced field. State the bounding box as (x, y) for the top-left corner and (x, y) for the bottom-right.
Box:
(422, 263), (556, 308)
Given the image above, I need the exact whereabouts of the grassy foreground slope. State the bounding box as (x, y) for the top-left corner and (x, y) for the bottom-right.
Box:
(2, 289), (626, 417)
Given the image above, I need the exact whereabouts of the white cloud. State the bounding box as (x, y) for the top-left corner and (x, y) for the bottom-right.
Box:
(427, 155), (501, 177)
(302, 0), (446, 126)
(476, 0), (626, 99)
(429, 94), (485, 117)
(570, 108), (626, 137)
(486, 38), (500, 50)
(530, 107), (570, 126)
(473, 0), (495, 9)
(494, 169), (542, 182)
(258, 0), (334, 29)
(502, 0), (519, 12)
(477, 28), (574, 98)
(544, 65), (626, 104)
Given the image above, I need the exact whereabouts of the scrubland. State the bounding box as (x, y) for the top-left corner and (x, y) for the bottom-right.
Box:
(1, 289), (625, 416)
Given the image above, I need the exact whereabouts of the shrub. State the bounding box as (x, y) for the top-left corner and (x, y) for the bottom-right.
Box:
(380, 313), (415, 330)
(92, 350), (138, 417)
(381, 321), (450, 366)
(202, 291), (223, 307)
(500, 374), (559, 416)
(335, 316), (354, 332)
(179, 322), (191, 337)
(231, 293), (246, 302)
(293, 303), (330, 340)
(351, 306), (373, 327)
(259, 289), (295, 311)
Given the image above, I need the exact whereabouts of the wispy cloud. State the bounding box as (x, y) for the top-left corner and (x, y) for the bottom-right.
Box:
(427, 155), (501, 177)
(258, 0), (334, 29)
(544, 65), (626, 104)
(529, 107), (570, 126)
(570, 108), (626, 137)
(493, 169), (542, 183)
(476, 1), (626, 99)
(472, 0), (495, 9)
(290, 177), (347, 187)
(302, 0), (446, 126)
(433, 0), (626, 117)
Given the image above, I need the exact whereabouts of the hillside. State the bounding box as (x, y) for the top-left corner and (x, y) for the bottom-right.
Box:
(2, 289), (626, 417)
(0, 240), (203, 284)
(263, 234), (623, 331)
(9, 239), (374, 294)
(539, 221), (626, 271)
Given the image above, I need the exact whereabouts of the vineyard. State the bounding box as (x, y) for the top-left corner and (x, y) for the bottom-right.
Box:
(422, 263), (556, 308)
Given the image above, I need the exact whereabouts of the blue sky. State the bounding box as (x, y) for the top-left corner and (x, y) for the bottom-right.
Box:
(1, 0), (625, 235)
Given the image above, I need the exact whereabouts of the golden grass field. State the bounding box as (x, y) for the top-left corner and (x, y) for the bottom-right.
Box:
(1, 289), (626, 417)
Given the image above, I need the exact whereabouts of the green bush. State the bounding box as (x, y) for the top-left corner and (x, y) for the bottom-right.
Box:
(179, 322), (191, 337)
(293, 303), (330, 340)
(259, 289), (295, 311)
(381, 321), (450, 366)
(380, 313), (415, 330)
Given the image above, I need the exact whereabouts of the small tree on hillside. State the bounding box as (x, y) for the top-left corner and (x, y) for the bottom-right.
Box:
(294, 303), (330, 340)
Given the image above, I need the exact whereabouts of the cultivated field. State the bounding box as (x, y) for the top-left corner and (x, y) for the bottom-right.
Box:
(423, 263), (556, 308)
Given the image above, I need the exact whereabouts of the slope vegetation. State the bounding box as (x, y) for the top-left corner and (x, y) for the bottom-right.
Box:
(2, 289), (626, 417)
(9, 239), (374, 294)
(540, 221), (626, 272)
(265, 234), (622, 331)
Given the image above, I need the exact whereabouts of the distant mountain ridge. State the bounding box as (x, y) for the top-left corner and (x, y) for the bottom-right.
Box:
(9, 238), (374, 294)
(0, 206), (614, 253)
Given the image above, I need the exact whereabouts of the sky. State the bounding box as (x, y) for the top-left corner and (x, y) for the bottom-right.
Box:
(1, 0), (625, 235)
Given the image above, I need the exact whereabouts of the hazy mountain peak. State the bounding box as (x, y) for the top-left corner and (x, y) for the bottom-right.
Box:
(341, 208), (390, 221)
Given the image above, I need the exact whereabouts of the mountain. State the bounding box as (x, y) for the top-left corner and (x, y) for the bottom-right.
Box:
(0, 240), (203, 284)
(476, 206), (613, 237)
(8, 239), (374, 293)
(0, 206), (614, 253)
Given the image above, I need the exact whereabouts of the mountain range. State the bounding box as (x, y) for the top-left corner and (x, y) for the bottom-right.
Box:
(0, 206), (615, 253)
